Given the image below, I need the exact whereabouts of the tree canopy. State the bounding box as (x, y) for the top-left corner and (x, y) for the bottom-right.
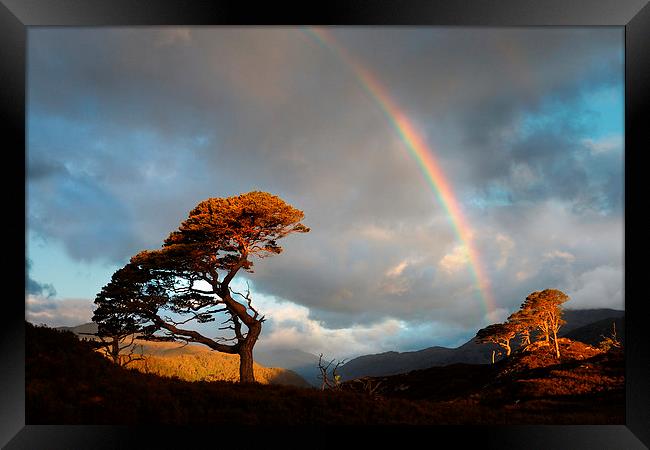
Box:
(520, 289), (569, 357)
(476, 322), (517, 357)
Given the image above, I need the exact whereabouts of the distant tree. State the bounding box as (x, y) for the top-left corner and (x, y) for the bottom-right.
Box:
(521, 289), (570, 358)
(113, 191), (309, 383)
(476, 322), (517, 359)
(507, 308), (537, 346)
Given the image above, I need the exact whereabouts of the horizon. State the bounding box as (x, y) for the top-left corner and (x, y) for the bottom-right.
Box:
(29, 305), (625, 362)
(26, 27), (624, 360)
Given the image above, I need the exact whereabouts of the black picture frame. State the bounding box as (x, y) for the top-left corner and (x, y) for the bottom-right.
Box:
(4, 0), (648, 448)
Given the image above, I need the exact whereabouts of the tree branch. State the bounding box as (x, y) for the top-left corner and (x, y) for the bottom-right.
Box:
(230, 281), (263, 321)
(152, 315), (238, 353)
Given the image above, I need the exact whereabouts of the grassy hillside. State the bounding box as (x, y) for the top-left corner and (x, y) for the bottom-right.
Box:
(27, 322), (624, 425)
(123, 340), (310, 387)
(62, 325), (310, 387)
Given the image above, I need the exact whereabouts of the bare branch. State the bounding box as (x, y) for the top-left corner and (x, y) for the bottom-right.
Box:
(230, 281), (262, 320)
(118, 333), (137, 351)
(152, 315), (238, 353)
(317, 353), (345, 391)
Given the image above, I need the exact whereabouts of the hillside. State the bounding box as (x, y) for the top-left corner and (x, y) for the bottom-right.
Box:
(340, 308), (624, 380)
(341, 338), (624, 424)
(26, 322), (624, 425)
(52, 322), (309, 387)
(254, 348), (322, 387)
(124, 340), (310, 387)
(563, 317), (624, 347)
(560, 309), (624, 334)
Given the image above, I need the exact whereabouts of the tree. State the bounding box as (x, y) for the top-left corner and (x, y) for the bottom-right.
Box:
(507, 307), (537, 346)
(92, 266), (153, 367)
(122, 191), (309, 383)
(317, 354), (345, 391)
(476, 322), (517, 359)
(521, 289), (570, 358)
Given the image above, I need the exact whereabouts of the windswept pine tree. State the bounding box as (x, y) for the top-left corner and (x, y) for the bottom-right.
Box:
(520, 289), (570, 358)
(507, 307), (537, 346)
(476, 322), (517, 361)
(93, 191), (309, 383)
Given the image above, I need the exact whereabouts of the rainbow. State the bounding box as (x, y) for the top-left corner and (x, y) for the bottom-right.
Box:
(305, 27), (496, 318)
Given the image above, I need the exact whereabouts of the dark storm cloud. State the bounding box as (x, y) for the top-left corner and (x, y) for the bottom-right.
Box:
(27, 157), (69, 180)
(26, 259), (57, 298)
(331, 28), (623, 189)
(28, 161), (139, 263)
(27, 27), (624, 341)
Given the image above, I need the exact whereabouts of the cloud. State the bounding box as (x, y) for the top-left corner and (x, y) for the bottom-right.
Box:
(253, 294), (479, 358)
(543, 250), (576, 263)
(516, 268), (535, 282)
(495, 233), (515, 269)
(254, 296), (404, 359)
(380, 258), (422, 296)
(582, 134), (622, 154)
(385, 260), (409, 277)
(26, 259), (57, 298)
(438, 245), (470, 275)
(567, 265), (624, 310)
(26, 295), (95, 328)
(28, 168), (139, 264)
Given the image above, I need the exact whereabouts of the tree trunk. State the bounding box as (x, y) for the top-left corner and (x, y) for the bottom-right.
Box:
(553, 328), (560, 359)
(505, 342), (511, 356)
(238, 321), (262, 383)
(492, 350), (495, 364)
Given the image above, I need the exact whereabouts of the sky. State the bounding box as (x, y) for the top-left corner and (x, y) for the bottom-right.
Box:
(26, 27), (624, 360)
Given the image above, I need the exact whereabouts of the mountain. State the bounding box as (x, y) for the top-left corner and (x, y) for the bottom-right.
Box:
(339, 340), (499, 380)
(563, 316), (624, 347)
(254, 348), (322, 387)
(56, 322), (98, 336)
(339, 308), (624, 381)
(559, 309), (624, 335)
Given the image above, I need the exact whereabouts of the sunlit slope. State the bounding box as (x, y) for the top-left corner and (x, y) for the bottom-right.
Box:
(124, 339), (310, 386)
(54, 323), (310, 387)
